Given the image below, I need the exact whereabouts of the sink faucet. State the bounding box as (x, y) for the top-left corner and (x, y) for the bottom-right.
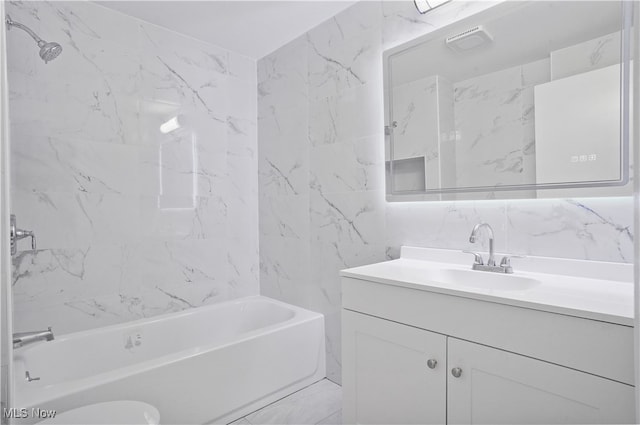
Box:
(469, 223), (495, 266)
(13, 327), (54, 348)
(465, 223), (522, 274)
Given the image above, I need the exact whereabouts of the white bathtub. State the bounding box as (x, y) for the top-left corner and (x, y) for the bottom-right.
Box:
(12, 296), (326, 424)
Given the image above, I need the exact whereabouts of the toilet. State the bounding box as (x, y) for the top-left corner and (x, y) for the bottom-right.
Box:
(38, 401), (160, 425)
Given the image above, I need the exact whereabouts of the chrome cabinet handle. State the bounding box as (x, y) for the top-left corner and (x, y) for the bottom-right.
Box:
(451, 367), (462, 378)
(427, 359), (437, 369)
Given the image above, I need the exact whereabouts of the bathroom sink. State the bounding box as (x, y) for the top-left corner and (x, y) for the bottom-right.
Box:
(435, 268), (541, 291)
(341, 246), (634, 326)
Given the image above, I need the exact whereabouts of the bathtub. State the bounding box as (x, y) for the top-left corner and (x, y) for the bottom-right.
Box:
(12, 296), (326, 424)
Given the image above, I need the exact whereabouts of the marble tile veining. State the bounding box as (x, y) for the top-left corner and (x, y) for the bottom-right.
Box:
(7, 0), (258, 334)
(258, 0), (634, 385)
(5, 0), (633, 397)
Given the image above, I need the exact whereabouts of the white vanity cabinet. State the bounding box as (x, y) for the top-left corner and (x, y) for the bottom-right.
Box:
(447, 337), (634, 424)
(341, 257), (636, 425)
(342, 310), (447, 424)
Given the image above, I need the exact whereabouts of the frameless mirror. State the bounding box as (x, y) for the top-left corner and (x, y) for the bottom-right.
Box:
(384, 1), (633, 201)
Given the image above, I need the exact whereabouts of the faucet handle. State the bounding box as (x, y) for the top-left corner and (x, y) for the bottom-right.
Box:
(462, 250), (484, 265)
(499, 254), (525, 267)
(499, 255), (525, 273)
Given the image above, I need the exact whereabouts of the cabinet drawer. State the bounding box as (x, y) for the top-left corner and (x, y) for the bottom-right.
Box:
(343, 277), (634, 384)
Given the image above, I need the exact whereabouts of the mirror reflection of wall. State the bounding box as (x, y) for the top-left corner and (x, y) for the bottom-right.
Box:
(384, 1), (632, 201)
(390, 75), (455, 192)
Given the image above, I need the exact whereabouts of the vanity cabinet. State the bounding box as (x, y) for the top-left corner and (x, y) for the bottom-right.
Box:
(342, 276), (635, 425)
(342, 310), (446, 424)
(447, 337), (634, 425)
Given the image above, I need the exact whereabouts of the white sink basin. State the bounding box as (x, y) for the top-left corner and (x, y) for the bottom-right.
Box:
(436, 268), (541, 291)
(340, 246), (634, 326)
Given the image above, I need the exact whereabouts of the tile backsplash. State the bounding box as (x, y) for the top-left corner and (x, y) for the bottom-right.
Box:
(257, 0), (633, 383)
(7, 1), (258, 334)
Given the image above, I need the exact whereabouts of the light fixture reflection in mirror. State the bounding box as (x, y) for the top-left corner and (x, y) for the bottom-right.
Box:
(414, 0), (452, 14)
(160, 115), (185, 134)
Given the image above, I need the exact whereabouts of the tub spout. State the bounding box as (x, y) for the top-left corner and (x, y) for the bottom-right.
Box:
(13, 327), (54, 348)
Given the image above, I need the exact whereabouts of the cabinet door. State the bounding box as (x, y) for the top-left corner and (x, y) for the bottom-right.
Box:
(447, 338), (635, 424)
(342, 310), (447, 424)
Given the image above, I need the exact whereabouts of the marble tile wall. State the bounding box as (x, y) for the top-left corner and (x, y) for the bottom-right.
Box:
(454, 65), (528, 189)
(453, 59), (547, 197)
(391, 75), (454, 191)
(391, 76), (440, 161)
(257, 0), (634, 384)
(7, 1), (259, 334)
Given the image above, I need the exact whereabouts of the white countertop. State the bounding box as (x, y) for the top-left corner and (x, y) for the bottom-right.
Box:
(341, 247), (634, 326)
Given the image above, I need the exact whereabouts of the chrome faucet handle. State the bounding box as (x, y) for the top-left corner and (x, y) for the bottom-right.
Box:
(462, 250), (484, 265)
(499, 255), (525, 273)
(16, 230), (36, 250)
(10, 214), (37, 254)
(499, 254), (525, 266)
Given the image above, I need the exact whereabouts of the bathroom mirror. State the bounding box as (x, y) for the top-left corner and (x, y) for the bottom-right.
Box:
(384, 1), (633, 201)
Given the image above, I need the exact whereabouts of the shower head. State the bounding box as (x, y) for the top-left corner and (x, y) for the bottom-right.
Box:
(6, 14), (62, 64)
(38, 41), (63, 63)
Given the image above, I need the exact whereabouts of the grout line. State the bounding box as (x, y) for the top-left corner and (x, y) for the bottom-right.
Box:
(314, 409), (342, 425)
(240, 378), (328, 423)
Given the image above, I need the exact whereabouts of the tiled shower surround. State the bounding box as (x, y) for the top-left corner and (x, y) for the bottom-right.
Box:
(7, 1), (258, 333)
(257, 0), (634, 383)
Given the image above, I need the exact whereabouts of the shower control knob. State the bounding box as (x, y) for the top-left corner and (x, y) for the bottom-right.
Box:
(451, 367), (462, 378)
(427, 359), (437, 369)
(10, 214), (37, 255)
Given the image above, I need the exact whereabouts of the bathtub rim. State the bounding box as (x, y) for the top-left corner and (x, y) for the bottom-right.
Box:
(13, 295), (325, 408)
(14, 295), (319, 345)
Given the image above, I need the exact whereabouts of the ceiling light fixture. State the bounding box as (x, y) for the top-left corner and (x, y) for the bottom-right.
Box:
(414, 0), (452, 14)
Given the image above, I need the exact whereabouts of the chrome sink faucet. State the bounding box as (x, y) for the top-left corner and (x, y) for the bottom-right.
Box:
(469, 223), (495, 266)
(13, 327), (54, 348)
(464, 223), (522, 274)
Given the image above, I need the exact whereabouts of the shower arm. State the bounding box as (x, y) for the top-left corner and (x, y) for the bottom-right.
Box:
(6, 15), (45, 46)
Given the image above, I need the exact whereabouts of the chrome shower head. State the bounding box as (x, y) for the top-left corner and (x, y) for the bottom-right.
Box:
(6, 14), (62, 64)
(38, 40), (63, 63)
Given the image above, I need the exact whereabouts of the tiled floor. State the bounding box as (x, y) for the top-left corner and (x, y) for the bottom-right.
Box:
(229, 379), (342, 425)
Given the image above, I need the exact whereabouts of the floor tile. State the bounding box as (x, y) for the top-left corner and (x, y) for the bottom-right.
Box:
(244, 379), (342, 425)
(317, 410), (342, 425)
